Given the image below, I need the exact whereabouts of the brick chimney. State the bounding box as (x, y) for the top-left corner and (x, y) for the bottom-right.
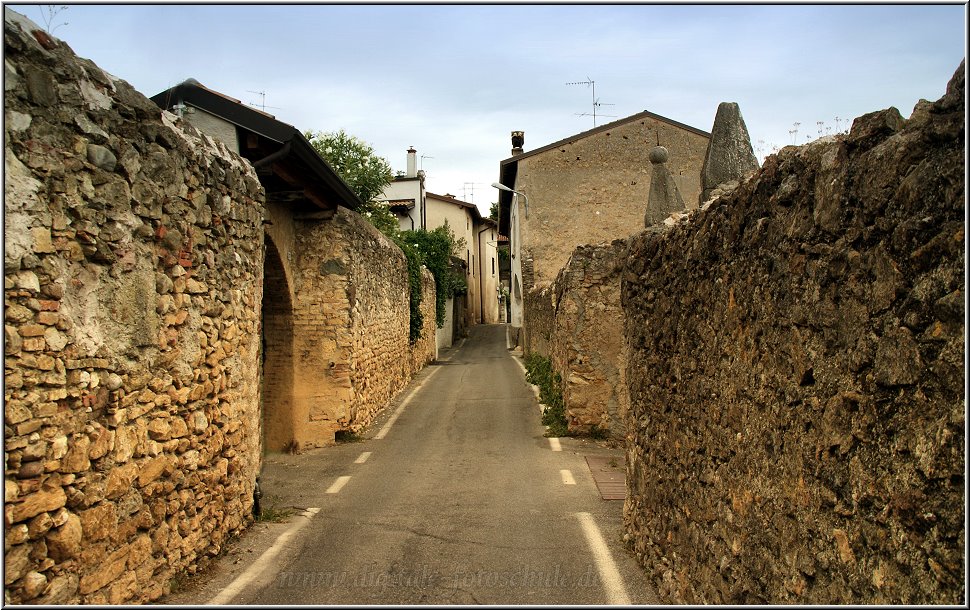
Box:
(511, 131), (524, 156)
(406, 147), (417, 178)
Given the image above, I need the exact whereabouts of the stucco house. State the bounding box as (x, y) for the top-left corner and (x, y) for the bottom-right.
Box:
(381, 147), (428, 232)
(425, 193), (500, 335)
(495, 110), (711, 346)
(378, 150), (501, 348)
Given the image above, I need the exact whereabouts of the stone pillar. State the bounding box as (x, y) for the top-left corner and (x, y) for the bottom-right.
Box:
(699, 102), (760, 204)
(643, 146), (686, 227)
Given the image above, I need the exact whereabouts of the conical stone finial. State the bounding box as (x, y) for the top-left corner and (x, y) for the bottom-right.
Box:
(644, 146), (686, 227)
(699, 102), (759, 204)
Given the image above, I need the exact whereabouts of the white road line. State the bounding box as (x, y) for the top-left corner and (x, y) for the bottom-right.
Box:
(374, 366), (442, 439)
(208, 507), (321, 605)
(560, 469), (576, 485)
(575, 512), (631, 605)
(513, 356), (527, 376)
(354, 451), (372, 464)
(326, 475), (351, 494)
(512, 357), (545, 414)
(548, 437), (562, 452)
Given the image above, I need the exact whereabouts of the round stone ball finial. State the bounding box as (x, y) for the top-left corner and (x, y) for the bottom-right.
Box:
(649, 146), (669, 164)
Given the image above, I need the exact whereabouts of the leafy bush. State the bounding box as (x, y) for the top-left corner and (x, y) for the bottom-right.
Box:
(524, 353), (569, 437)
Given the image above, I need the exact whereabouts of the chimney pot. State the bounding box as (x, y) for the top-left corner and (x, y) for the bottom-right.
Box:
(406, 147), (417, 178)
(511, 131), (524, 156)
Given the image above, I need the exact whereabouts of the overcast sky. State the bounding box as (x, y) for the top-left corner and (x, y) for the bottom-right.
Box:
(10, 2), (966, 215)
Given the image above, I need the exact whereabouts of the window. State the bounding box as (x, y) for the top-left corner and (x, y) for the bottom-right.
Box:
(491, 257), (495, 275)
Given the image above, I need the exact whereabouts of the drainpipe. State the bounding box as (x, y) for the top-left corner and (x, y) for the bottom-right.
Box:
(477, 225), (489, 324)
(420, 180), (426, 230)
(252, 141), (292, 169)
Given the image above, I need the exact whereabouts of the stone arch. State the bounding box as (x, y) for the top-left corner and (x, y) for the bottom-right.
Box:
(260, 234), (295, 452)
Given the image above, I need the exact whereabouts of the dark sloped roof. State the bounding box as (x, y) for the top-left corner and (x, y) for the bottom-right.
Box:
(426, 192), (484, 223)
(499, 109), (710, 167)
(150, 79), (362, 212)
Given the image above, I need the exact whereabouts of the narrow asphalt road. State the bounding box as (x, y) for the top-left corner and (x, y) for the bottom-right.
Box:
(165, 324), (659, 604)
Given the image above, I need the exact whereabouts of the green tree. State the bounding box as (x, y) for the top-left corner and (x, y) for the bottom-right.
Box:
(304, 129), (398, 235)
(488, 201), (499, 221)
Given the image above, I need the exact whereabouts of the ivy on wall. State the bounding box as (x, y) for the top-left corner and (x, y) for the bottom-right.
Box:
(399, 222), (467, 331)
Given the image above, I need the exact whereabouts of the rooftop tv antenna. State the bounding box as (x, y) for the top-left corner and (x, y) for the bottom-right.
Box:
(566, 77), (616, 127)
(463, 182), (488, 204)
(420, 154), (434, 170)
(247, 90), (281, 113)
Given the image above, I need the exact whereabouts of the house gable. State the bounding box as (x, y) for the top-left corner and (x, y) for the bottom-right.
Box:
(497, 109), (711, 240)
(496, 109), (711, 288)
(151, 79), (361, 215)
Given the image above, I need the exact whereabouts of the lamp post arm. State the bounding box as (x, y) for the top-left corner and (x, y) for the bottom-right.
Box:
(517, 191), (529, 219)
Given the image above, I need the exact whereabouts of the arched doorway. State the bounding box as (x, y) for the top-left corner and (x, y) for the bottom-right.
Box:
(260, 236), (295, 453)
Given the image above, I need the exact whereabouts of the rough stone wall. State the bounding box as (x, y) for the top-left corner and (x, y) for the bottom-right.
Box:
(621, 64), (965, 604)
(549, 240), (628, 436)
(515, 115), (709, 289)
(522, 285), (553, 358)
(411, 268), (437, 373)
(288, 208), (436, 444)
(4, 11), (264, 604)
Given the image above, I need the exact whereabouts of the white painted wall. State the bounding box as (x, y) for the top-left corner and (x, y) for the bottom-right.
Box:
(436, 296), (454, 350)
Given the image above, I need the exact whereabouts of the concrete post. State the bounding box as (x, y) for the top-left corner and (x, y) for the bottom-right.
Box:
(699, 102), (759, 204)
(643, 146), (686, 227)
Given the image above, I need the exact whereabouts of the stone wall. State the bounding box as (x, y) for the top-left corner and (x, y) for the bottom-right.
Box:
(621, 63), (965, 604)
(522, 284), (553, 358)
(549, 240), (628, 436)
(4, 11), (264, 604)
(280, 208), (437, 448)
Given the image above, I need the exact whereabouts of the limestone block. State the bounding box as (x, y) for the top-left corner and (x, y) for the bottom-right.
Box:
(59, 436), (91, 473)
(104, 463), (138, 500)
(26, 511), (53, 539)
(79, 546), (128, 594)
(106, 569), (137, 604)
(137, 455), (172, 487)
(111, 426), (136, 463)
(45, 511), (82, 561)
(43, 326), (68, 351)
(6, 479), (20, 502)
(7, 486), (67, 523)
(146, 418), (172, 441)
(7, 523), (29, 546)
(20, 570), (48, 598)
(36, 572), (79, 605)
(78, 502), (116, 542)
(4, 543), (31, 585)
(87, 427), (113, 460)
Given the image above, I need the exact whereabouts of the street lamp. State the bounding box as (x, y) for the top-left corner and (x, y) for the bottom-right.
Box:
(491, 182), (529, 218)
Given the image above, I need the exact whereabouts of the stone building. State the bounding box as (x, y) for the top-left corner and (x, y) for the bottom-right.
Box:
(3, 8), (434, 603)
(495, 111), (711, 348)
